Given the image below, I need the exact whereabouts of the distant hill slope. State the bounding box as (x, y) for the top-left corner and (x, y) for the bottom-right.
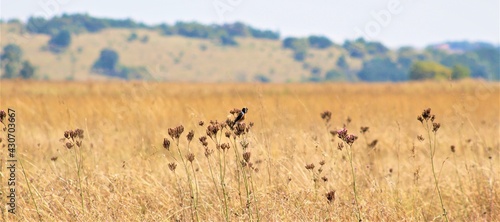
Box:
(1, 14), (498, 82)
(1, 23), (353, 82)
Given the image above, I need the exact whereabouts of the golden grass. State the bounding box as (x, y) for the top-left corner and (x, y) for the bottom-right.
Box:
(0, 80), (499, 221)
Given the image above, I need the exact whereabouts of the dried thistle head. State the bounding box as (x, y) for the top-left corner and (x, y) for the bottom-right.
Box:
(450, 145), (455, 153)
(417, 116), (424, 123)
(206, 121), (221, 138)
(234, 122), (246, 136)
(320, 111), (332, 123)
(51, 156), (58, 161)
(199, 136), (208, 147)
(187, 130), (194, 142)
(65, 142), (74, 149)
(360, 126), (369, 134)
(337, 142), (344, 151)
(321, 176), (328, 182)
(240, 139), (249, 150)
(225, 131), (231, 138)
(337, 128), (348, 140)
(221, 143), (230, 151)
(422, 108), (432, 120)
(417, 135), (425, 141)
(168, 162), (177, 172)
(74, 129), (84, 139)
(198, 121), (204, 126)
(204, 148), (213, 157)
(432, 122), (441, 132)
(186, 153), (195, 163)
(325, 191), (336, 203)
(63, 131), (70, 139)
(243, 152), (251, 163)
(368, 140), (378, 148)
(345, 134), (358, 145)
(75, 140), (82, 148)
(319, 160), (325, 166)
(163, 138), (171, 150)
(305, 163), (315, 170)
(168, 125), (185, 139)
(0, 110), (6, 123)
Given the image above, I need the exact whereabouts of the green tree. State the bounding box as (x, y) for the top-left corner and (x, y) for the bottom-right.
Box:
(1, 44), (23, 78)
(409, 61), (452, 80)
(1, 44), (23, 62)
(307, 35), (333, 49)
(336, 55), (348, 69)
(20, 61), (36, 79)
(283, 37), (309, 61)
(451, 64), (471, 80)
(48, 30), (72, 52)
(358, 57), (406, 82)
(92, 48), (119, 75)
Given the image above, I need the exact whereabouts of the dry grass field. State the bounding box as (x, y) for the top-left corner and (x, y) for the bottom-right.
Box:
(0, 80), (499, 221)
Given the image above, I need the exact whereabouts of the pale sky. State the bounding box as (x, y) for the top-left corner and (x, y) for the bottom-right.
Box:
(1, 0), (499, 48)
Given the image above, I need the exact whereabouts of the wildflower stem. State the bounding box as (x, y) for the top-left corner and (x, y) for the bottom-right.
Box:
(347, 143), (362, 222)
(425, 122), (449, 222)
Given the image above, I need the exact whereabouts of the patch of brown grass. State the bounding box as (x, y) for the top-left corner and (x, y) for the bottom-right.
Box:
(0, 80), (498, 221)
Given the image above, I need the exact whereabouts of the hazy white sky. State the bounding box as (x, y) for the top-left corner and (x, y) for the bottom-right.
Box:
(1, 0), (499, 48)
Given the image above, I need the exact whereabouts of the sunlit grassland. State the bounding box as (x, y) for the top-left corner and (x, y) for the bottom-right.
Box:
(0, 80), (498, 221)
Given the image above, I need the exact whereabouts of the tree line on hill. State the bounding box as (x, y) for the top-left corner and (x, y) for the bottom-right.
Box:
(1, 14), (499, 82)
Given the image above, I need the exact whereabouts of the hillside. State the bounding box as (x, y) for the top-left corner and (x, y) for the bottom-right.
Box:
(0, 14), (498, 82)
(2, 23), (356, 82)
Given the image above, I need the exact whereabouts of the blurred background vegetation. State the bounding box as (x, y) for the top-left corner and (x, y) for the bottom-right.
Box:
(1, 14), (498, 82)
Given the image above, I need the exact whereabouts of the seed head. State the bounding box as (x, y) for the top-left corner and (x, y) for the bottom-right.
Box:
(345, 134), (358, 145)
(221, 143), (230, 151)
(163, 138), (171, 150)
(65, 142), (74, 149)
(168, 162), (177, 172)
(337, 142), (344, 151)
(234, 122), (246, 136)
(187, 130), (194, 142)
(225, 131), (231, 138)
(186, 153), (195, 163)
(305, 163), (315, 170)
(199, 136), (208, 147)
(74, 129), (84, 139)
(64, 131), (71, 139)
(325, 191), (336, 203)
(368, 140), (378, 148)
(243, 152), (251, 163)
(319, 160), (325, 166)
(417, 116), (424, 123)
(240, 140), (249, 150)
(422, 108), (432, 120)
(432, 122), (441, 132)
(51, 156), (58, 161)
(360, 126), (369, 134)
(198, 121), (204, 126)
(204, 148), (213, 157)
(417, 135), (424, 141)
(450, 145), (456, 153)
(321, 176), (328, 182)
(0, 110), (6, 123)
(320, 111), (332, 123)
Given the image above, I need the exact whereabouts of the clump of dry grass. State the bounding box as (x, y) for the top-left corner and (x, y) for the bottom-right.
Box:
(0, 80), (498, 221)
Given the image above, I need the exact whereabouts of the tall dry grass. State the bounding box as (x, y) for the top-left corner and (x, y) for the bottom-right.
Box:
(0, 80), (498, 221)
